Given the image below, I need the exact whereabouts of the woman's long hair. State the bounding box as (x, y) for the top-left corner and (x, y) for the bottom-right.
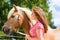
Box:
(32, 6), (48, 33)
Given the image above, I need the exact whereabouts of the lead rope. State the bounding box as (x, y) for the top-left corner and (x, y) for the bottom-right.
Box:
(17, 31), (28, 40)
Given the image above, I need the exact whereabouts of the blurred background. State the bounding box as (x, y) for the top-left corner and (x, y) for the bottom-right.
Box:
(0, 0), (60, 40)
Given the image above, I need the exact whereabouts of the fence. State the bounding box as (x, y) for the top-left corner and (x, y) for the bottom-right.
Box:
(0, 35), (26, 40)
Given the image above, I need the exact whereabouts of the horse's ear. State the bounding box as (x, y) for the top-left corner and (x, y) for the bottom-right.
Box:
(13, 4), (18, 11)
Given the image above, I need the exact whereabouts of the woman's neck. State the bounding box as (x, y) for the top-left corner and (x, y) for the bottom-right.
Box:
(30, 19), (38, 28)
(31, 20), (37, 25)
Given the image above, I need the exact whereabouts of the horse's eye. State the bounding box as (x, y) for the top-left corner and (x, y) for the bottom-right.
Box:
(11, 15), (15, 18)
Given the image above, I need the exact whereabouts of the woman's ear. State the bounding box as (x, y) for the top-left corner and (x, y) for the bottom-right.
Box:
(13, 4), (18, 12)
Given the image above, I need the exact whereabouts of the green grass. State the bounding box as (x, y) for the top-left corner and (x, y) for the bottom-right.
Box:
(0, 31), (5, 36)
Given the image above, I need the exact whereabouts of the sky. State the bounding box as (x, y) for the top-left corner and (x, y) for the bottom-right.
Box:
(49, 0), (60, 28)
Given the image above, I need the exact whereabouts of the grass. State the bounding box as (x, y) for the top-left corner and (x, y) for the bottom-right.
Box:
(0, 31), (5, 36)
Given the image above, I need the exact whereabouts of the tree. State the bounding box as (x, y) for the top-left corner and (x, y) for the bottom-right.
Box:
(47, 11), (56, 28)
(0, 0), (10, 30)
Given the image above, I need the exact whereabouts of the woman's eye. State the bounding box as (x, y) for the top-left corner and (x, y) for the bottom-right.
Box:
(11, 15), (15, 18)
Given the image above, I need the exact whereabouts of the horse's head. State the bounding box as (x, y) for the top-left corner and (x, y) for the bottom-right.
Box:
(2, 5), (24, 35)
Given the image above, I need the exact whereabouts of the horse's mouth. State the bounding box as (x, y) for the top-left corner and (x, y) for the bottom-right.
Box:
(3, 31), (15, 35)
(3, 31), (10, 35)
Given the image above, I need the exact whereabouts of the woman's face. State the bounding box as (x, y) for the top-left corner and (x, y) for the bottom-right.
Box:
(31, 13), (37, 20)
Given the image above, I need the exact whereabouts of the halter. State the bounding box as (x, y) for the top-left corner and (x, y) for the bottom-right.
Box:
(15, 9), (28, 40)
(16, 9), (24, 26)
(17, 14), (21, 21)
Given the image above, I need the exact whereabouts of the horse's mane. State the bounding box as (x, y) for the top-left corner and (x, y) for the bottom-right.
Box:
(22, 11), (31, 34)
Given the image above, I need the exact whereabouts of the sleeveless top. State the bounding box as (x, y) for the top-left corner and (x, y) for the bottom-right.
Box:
(29, 21), (44, 37)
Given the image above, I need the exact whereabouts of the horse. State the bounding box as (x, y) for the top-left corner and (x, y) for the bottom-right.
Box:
(2, 5), (31, 35)
(2, 5), (60, 40)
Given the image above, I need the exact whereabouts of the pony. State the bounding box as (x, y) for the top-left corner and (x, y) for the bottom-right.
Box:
(2, 5), (60, 40)
(2, 5), (31, 35)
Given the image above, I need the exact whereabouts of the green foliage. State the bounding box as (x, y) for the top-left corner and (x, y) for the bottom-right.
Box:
(0, 31), (4, 36)
(47, 11), (56, 28)
(0, 0), (9, 30)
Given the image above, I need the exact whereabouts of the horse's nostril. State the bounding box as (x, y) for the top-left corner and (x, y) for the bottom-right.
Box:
(2, 27), (10, 34)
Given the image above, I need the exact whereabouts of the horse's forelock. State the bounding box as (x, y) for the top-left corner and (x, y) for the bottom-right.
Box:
(8, 7), (15, 19)
(7, 6), (20, 19)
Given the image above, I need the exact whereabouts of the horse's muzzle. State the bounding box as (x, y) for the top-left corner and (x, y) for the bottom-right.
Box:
(2, 27), (10, 34)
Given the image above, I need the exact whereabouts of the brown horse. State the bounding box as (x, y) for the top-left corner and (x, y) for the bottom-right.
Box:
(2, 5), (60, 40)
(2, 5), (31, 35)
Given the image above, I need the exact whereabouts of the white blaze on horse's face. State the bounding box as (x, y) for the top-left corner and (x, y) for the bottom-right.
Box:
(2, 6), (24, 35)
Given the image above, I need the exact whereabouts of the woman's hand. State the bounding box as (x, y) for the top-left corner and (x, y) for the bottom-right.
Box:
(25, 35), (37, 40)
(25, 35), (31, 40)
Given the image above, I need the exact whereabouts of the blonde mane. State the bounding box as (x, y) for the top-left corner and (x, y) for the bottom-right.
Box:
(8, 6), (32, 19)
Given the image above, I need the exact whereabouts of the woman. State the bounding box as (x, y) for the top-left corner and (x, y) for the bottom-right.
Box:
(26, 6), (48, 40)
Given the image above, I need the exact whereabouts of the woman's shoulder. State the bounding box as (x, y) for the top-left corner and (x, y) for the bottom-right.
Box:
(36, 21), (44, 29)
(30, 21), (44, 29)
